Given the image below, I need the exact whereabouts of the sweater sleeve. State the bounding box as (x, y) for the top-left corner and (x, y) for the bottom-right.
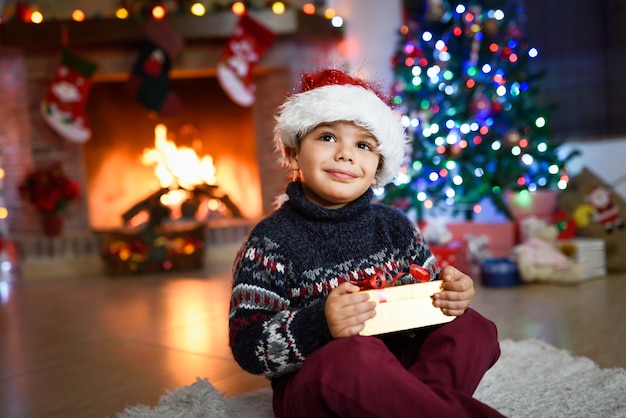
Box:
(229, 234), (333, 379)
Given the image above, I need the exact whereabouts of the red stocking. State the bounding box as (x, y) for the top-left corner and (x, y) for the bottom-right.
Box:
(40, 50), (97, 143)
(217, 13), (276, 107)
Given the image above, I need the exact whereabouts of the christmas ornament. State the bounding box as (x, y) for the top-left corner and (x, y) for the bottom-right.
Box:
(126, 18), (184, 115)
(40, 50), (97, 143)
(585, 185), (625, 233)
(217, 13), (276, 107)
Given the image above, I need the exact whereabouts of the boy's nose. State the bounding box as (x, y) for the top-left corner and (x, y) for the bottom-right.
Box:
(335, 144), (354, 162)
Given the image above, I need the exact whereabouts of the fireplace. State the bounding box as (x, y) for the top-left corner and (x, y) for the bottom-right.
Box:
(85, 76), (263, 230)
(0, 11), (344, 275)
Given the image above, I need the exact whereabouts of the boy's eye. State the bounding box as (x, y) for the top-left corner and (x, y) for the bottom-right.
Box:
(319, 133), (336, 142)
(357, 142), (377, 152)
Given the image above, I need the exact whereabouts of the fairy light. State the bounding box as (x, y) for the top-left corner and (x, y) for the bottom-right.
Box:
(71, 9), (85, 22)
(331, 15), (343, 28)
(302, 3), (316, 15)
(190, 3), (206, 16)
(535, 116), (546, 128)
(30, 10), (43, 24)
(232, 2), (246, 15)
(271, 2), (286, 15)
(115, 8), (129, 19)
(152, 5), (165, 19)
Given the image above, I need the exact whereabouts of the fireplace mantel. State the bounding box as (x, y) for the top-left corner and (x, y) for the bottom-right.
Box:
(0, 9), (341, 49)
(1, 8), (345, 279)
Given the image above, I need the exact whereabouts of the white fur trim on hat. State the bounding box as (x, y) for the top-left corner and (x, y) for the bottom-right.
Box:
(274, 84), (406, 186)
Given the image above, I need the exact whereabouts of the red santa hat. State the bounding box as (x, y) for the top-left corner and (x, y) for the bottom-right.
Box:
(273, 69), (407, 186)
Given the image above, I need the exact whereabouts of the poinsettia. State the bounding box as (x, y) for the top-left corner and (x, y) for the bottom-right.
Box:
(18, 163), (80, 214)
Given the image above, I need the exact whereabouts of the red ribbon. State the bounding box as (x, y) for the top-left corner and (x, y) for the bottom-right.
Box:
(352, 264), (430, 290)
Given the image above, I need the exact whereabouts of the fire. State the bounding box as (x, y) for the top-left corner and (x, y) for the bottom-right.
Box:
(140, 124), (221, 220)
(142, 124), (216, 188)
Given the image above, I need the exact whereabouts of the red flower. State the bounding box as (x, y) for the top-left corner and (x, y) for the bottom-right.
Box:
(18, 163), (80, 214)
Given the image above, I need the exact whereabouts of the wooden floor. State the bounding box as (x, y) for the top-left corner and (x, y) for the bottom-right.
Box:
(1, 250), (625, 418)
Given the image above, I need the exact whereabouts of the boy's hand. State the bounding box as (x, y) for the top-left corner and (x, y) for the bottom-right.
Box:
(432, 266), (475, 316)
(324, 282), (376, 338)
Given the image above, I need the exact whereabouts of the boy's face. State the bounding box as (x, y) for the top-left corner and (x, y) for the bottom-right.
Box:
(287, 121), (381, 209)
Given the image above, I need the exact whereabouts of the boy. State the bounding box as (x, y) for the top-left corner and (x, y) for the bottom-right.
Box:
(229, 69), (504, 417)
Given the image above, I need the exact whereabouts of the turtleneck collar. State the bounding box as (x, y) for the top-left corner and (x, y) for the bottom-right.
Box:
(284, 182), (373, 222)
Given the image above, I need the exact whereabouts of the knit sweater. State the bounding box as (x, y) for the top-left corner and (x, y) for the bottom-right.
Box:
(229, 182), (439, 379)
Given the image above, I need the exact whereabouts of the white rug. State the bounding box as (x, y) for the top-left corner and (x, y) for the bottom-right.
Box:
(119, 339), (626, 418)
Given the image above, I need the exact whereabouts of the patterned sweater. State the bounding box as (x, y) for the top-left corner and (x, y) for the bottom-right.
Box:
(229, 182), (439, 379)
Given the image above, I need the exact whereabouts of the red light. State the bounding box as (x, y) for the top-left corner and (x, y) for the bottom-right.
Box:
(302, 3), (315, 14)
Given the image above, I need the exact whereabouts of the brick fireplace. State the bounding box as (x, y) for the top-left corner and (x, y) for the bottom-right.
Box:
(0, 11), (343, 277)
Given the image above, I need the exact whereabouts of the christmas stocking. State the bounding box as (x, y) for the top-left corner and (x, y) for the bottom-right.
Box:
(126, 18), (184, 116)
(217, 13), (276, 107)
(40, 50), (97, 143)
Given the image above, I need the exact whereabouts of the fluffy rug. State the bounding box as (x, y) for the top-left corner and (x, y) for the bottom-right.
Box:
(119, 339), (626, 418)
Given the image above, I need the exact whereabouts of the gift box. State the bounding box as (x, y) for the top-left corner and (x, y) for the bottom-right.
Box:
(430, 239), (470, 274)
(359, 280), (454, 336)
(565, 238), (606, 281)
(480, 258), (519, 287)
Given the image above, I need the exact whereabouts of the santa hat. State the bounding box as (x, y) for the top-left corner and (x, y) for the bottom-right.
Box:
(274, 69), (406, 186)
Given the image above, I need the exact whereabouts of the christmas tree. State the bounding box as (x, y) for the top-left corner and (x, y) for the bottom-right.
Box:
(381, 0), (578, 221)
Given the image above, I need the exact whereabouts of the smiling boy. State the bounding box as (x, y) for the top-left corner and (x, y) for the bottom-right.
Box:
(229, 69), (504, 417)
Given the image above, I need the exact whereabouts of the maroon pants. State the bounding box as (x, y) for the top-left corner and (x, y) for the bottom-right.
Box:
(272, 308), (504, 418)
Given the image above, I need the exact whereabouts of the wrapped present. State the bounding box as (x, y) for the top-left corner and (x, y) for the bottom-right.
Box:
(566, 238), (606, 281)
(359, 280), (454, 336)
(430, 239), (470, 274)
(480, 258), (519, 287)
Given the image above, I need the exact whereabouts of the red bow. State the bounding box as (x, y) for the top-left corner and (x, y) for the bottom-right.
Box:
(352, 264), (430, 290)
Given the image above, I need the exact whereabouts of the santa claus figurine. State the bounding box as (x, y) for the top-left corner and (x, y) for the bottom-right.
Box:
(586, 185), (625, 233)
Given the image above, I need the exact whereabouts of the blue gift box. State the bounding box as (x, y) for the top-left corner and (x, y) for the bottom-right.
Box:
(480, 258), (519, 287)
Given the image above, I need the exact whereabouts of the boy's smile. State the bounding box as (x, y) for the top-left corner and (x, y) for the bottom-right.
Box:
(287, 121), (381, 209)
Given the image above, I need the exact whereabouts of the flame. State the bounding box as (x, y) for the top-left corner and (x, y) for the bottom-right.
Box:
(140, 124), (218, 219)
(141, 124), (216, 190)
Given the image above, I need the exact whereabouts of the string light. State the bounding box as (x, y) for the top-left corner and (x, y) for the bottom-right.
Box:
(302, 3), (316, 15)
(152, 5), (166, 19)
(71, 10), (85, 22)
(1, 2), (335, 22)
(115, 8), (129, 19)
(190, 3), (206, 16)
(271, 2), (286, 15)
(232, 2), (247, 15)
(30, 10), (43, 24)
